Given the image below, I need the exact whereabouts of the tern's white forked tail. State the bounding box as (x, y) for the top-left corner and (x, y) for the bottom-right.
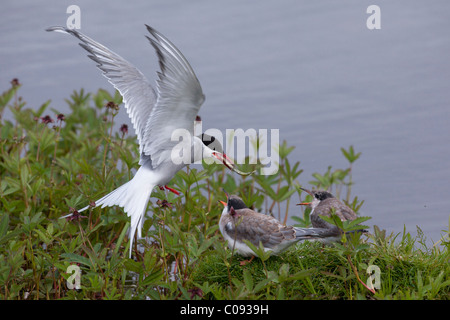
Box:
(78, 167), (155, 257)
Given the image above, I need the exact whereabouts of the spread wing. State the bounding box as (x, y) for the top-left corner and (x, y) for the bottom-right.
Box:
(142, 25), (205, 167)
(47, 25), (205, 168)
(46, 26), (156, 157)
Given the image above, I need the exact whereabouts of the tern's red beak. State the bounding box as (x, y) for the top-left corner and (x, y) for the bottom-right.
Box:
(297, 202), (311, 206)
(219, 189), (229, 207)
(212, 152), (254, 176)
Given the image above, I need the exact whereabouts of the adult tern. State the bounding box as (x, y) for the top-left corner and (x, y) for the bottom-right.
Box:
(47, 25), (251, 257)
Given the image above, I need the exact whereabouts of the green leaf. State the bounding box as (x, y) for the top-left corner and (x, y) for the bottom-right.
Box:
(32, 100), (51, 118)
(243, 240), (272, 261)
(140, 269), (164, 286)
(61, 253), (93, 268)
(319, 210), (344, 230)
(113, 221), (130, 257)
(0, 214), (9, 239)
(290, 268), (316, 281)
(341, 145), (361, 164)
(344, 216), (371, 231)
(34, 227), (52, 245)
(0, 85), (19, 108)
(124, 259), (142, 274)
(243, 269), (254, 291)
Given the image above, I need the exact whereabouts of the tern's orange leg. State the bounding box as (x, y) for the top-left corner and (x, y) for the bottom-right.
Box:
(239, 256), (255, 266)
(159, 185), (181, 195)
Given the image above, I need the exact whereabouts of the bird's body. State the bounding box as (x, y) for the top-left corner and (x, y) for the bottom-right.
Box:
(48, 25), (247, 257)
(219, 194), (334, 257)
(299, 188), (365, 243)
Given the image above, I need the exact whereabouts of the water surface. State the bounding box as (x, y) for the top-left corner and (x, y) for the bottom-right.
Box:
(1, 0), (450, 245)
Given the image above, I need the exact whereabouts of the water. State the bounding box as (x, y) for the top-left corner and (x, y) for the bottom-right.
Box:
(1, 0), (450, 246)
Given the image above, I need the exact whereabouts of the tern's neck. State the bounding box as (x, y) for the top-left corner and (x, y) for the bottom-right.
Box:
(310, 198), (321, 210)
(193, 136), (217, 163)
(221, 206), (228, 217)
(182, 136), (205, 163)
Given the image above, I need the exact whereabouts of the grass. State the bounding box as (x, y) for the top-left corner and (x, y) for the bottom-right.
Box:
(0, 80), (449, 300)
(193, 229), (450, 300)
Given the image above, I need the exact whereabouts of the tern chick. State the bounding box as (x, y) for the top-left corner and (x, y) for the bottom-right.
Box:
(219, 193), (335, 261)
(298, 187), (368, 243)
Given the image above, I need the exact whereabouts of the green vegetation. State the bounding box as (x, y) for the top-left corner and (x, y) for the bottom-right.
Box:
(0, 80), (449, 300)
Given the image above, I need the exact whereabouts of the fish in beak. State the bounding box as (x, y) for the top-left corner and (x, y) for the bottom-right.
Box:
(212, 152), (254, 176)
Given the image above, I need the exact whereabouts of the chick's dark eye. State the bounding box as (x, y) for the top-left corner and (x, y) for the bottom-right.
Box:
(316, 192), (325, 200)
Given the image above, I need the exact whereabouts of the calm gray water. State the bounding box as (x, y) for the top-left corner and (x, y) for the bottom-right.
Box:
(1, 0), (450, 246)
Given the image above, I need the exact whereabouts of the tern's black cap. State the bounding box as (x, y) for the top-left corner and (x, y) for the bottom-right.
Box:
(227, 195), (248, 211)
(200, 133), (223, 153)
(313, 190), (335, 201)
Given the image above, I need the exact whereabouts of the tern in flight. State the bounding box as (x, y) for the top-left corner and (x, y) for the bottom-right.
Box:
(47, 25), (252, 257)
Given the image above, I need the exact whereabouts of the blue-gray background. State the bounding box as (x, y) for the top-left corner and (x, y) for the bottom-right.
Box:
(1, 0), (449, 245)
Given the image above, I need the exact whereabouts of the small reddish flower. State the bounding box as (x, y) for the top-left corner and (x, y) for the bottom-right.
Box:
(65, 207), (87, 222)
(105, 101), (119, 110)
(41, 115), (54, 124)
(188, 287), (203, 299)
(195, 115), (201, 122)
(11, 78), (20, 87)
(120, 124), (128, 135)
(57, 114), (65, 122)
(156, 199), (173, 209)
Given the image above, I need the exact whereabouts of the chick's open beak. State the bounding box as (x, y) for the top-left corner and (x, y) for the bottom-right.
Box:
(298, 187), (313, 206)
(219, 200), (227, 207)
